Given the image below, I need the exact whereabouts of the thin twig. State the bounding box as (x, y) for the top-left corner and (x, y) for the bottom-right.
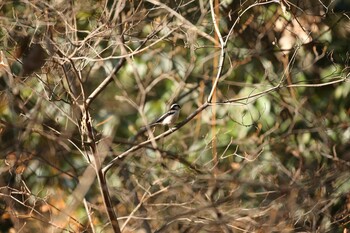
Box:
(145, 0), (216, 44)
(83, 199), (96, 233)
(207, 0), (281, 103)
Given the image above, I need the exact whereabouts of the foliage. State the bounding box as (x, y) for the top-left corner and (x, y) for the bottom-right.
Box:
(0, 0), (349, 232)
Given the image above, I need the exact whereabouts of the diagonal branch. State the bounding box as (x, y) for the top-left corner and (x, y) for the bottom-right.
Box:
(102, 102), (209, 176)
(85, 57), (125, 107)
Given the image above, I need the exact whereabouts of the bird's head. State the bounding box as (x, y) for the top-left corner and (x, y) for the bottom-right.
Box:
(170, 103), (181, 111)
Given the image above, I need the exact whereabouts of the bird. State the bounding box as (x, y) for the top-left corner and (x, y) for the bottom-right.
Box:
(133, 103), (181, 140)
(148, 103), (181, 127)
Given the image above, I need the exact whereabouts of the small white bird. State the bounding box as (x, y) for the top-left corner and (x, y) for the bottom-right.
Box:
(148, 103), (181, 127)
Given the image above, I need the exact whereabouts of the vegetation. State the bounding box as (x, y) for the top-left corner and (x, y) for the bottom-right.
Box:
(0, 0), (349, 232)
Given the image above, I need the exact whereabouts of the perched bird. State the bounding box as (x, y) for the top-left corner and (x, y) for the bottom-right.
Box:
(132, 103), (181, 141)
(148, 103), (181, 127)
